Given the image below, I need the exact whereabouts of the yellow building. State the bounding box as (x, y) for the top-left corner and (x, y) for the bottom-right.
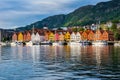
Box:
(49, 32), (55, 41)
(64, 32), (70, 42)
(18, 32), (23, 42)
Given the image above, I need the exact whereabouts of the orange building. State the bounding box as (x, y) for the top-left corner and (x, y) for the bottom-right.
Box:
(88, 30), (95, 41)
(12, 32), (17, 42)
(94, 30), (103, 41)
(81, 31), (88, 40)
(102, 30), (109, 41)
(44, 32), (49, 41)
(102, 30), (114, 41)
(26, 32), (31, 41)
(23, 33), (27, 42)
(59, 33), (64, 41)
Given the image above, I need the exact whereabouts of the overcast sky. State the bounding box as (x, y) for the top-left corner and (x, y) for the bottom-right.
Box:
(0, 0), (110, 29)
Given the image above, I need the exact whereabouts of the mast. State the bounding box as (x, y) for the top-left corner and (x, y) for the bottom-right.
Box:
(32, 25), (35, 34)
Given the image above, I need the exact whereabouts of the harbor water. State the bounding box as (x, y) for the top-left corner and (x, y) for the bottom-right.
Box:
(0, 45), (120, 80)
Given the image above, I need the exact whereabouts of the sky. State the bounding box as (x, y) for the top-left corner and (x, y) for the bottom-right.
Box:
(0, 0), (110, 29)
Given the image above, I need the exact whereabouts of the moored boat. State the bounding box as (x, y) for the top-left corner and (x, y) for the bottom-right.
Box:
(40, 41), (52, 45)
(92, 41), (108, 46)
(26, 41), (33, 46)
(80, 41), (92, 45)
(0, 42), (7, 46)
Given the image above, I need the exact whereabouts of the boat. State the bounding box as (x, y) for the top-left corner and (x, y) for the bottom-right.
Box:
(10, 41), (23, 46)
(40, 41), (52, 45)
(114, 42), (120, 46)
(59, 41), (67, 45)
(10, 42), (17, 46)
(0, 42), (6, 46)
(92, 41), (108, 46)
(26, 41), (33, 46)
(69, 41), (82, 45)
(80, 41), (92, 45)
(52, 42), (59, 46)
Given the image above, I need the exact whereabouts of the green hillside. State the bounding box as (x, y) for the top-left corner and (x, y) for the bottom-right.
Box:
(17, 0), (120, 31)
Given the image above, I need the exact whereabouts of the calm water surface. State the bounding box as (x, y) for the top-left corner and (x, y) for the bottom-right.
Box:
(0, 45), (120, 80)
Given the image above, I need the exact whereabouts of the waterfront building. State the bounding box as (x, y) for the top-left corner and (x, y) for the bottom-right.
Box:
(23, 32), (27, 42)
(59, 33), (64, 41)
(81, 31), (88, 41)
(102, 30), (109, 41)
(18, 32), (23, 42)
(76, 32), (82, 42)
(49, 32), (54, 41)
(39, 31), (45, 42)
(26, 31), (31, 41)
(70, 32), (76, 41)
(94, 30), (103, 41)
(64, 32), (70, 42)
(35, 32), (40, 42)
(102, 30), (114, 41)
(12, 32), (17, 42)
(88, 30), (95, 41)
(12, 27), (114, 43)
(44, 32), (49, 41)
(31, 32), (36, 43)
(54, 32), (59, 41)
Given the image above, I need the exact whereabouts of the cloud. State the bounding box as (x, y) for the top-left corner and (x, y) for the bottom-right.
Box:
(0, 0), (109, 29)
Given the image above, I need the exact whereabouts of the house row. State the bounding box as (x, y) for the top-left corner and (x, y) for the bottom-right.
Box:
(12, 29), (114, 42)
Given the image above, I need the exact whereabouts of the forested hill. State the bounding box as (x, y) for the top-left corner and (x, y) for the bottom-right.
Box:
(17, 0), (120, 31)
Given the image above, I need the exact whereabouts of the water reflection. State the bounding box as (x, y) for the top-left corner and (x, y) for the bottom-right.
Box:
(0, 45), (119, 80)
(31, 46), (40, 62)
(70, 45), (81, 62)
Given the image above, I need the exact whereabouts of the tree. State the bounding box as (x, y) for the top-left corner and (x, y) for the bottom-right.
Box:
(110, 23), (117, 32)
(114, 32), (120, 40)
(78, 27), (84, 31)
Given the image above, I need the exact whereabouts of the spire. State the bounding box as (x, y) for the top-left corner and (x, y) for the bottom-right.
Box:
(32, 25), (35, 33)
(0, 30), (1, 42)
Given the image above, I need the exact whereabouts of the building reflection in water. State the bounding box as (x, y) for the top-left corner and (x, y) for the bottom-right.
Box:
(94, 45), (102, 70)
(70, 45), (81, 62)
(11, 46), (18, 59)
(17, 46), (23, 60)
(31, 45), (40, 63)
(92, 45), (111, 70)
(64, 45), (70, 61)
(10, 45), (115, 68)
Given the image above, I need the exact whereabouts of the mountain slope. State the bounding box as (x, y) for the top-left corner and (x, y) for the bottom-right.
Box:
(17, 0), (120, 31)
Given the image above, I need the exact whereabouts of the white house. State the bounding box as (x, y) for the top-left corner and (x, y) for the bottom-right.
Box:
(76, 32), (81, 42)
(40, 34), (45, 42)
(70, 32), (76, 41)
(35, 32), (40, 42)
(31, 33), (36, 43)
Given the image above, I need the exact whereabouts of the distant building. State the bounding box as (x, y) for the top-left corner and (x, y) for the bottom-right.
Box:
(43, 27), (48, 29)
(106, 22), (112, 28)
(90, 24), (97, 30)
(117, 23), (120, 29)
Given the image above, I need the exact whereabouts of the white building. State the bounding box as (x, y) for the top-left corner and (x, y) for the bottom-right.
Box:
(76, 32), (81, 42)
(31, 33), (36, 43)
(35, 32), (40, 42)
(70, 32), (76, 41)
